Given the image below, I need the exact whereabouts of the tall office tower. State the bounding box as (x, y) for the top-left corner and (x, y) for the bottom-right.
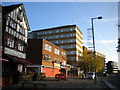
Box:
(29, 25), (83, 65)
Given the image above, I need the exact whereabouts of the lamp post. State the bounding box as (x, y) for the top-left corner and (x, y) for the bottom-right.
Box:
(91, 16), (102, 84)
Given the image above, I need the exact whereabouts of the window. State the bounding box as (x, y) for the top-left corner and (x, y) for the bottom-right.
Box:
(5, 26), (9, 32)
(10, 12), (13, 19)
(25, 30), (28, 37)
(44, 44), (52, 52)
(24, 37), (26, 41)
(54, 48), (60, 55)
(16, 33), (19, 38)
(13, 31), (16, 37)
(62, 60), (66, 65)
(9, 20), (12, 28)
(17, 24), (20, 32)
(19, 34), (21, 40)
(11, 29), (14, 36)
(19, 27), (23, 34)
(18, 43), (24, 52)
(8, 28), (11, 34)
(17, 9), (23, 21)
(61, 52), (66, 57)
(6, 17), (10, 26)
(7, 38), (14, 48)
(44, 54), (52, 61)
(54, 58), (59, 63)
(13, 22), (17, 29)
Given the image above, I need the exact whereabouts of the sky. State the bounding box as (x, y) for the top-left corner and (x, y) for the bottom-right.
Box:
(2, 1), (118, 63)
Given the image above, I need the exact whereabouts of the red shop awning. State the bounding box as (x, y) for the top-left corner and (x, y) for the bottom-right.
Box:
(0, 58), (9, 62)
(8, 56), (33, 65)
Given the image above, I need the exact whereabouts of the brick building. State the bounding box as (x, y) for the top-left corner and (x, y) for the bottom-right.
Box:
(26, 39), (67, 77)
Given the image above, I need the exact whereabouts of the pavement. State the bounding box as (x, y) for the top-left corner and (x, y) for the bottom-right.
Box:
(1, 77), (119, 90)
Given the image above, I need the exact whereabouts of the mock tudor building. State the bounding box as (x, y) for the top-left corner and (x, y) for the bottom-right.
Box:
(26, 39), (67, 77)
(2, 4), (32, 86)
(28, 25), (83, 65)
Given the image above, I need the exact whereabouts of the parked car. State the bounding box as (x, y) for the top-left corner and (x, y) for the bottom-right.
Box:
(38, 73), (46, 80)
(87, 72), (95, 79)
(55, 73), (66, 80)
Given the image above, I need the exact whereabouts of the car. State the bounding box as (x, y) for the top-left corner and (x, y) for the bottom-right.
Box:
(87, 72), (95, 79)
(55, 73), (66, 80)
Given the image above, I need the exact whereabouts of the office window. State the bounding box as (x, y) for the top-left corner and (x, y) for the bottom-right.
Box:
(18, 43), (24, 52)
(44, 44), (52, 52)
(44, 54), (52, 61)
(54, 48), (60, 55)
(54, 58), (59, 63)
(61, 52), (66, 57)
(7, 38), (14, 48)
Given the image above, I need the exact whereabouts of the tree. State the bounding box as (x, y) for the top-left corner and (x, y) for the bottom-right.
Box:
(77, 48), (105, 73)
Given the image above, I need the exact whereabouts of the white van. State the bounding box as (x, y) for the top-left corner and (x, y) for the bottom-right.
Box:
(87, 72), (95, 79)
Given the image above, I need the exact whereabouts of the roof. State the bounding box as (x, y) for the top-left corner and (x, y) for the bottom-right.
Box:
(33, 24), (77, 32)
(2, 3), (30, 31)
(2, 4), (23, 15)
(32, 24), (83, 35)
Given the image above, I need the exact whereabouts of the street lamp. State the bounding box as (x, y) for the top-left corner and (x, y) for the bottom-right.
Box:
(91, 16), (102, 84)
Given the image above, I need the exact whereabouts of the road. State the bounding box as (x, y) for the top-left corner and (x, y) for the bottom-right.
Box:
(3, 77), (119, 89)
(19, 77), (109, 89)
(101, 76), (120, 89)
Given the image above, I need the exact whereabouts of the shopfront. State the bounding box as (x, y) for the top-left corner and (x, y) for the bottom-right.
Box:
(2, 55), (33, 87)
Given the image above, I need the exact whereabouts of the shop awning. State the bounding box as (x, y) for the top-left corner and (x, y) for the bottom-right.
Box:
(8, 56), (33, 65)
(0, 58), (9, 62)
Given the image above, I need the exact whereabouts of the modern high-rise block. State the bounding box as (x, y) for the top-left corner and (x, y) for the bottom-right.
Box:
(28, 25), (83, 64)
